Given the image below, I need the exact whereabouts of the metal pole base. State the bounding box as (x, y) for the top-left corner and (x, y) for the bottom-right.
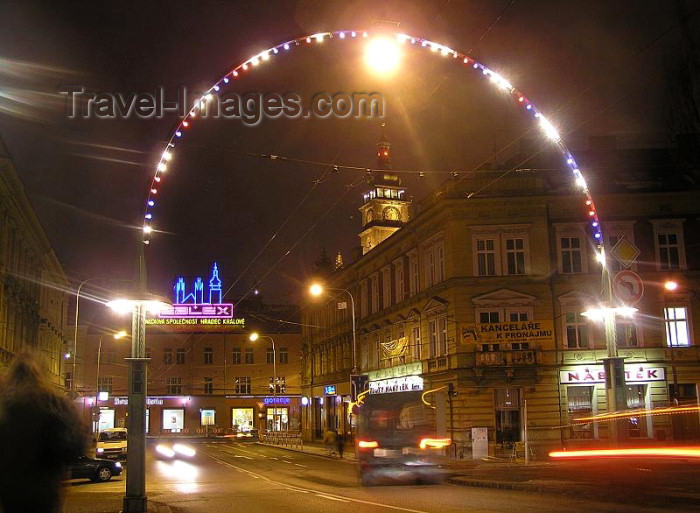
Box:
(122, 496), (147, 513)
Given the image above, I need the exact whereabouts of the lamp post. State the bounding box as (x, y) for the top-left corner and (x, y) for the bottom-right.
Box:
(582, 263), (637, 446)
(94, 331), (127, 443)
(107, 247), (168, 513)
(249, 332), (277, 432)
(309, 284), (357, 375)
(72, 278), (95, 394)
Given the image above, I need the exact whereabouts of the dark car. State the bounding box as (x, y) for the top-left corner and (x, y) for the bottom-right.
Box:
(65, 455), (123, 482)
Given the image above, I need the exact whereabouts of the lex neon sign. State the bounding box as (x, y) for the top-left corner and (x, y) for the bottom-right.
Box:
(157, 263), (234, 319)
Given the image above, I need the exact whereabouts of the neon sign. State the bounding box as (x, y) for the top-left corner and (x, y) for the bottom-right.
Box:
(158, 263), (234, 319)
(263, 397), (291, 405)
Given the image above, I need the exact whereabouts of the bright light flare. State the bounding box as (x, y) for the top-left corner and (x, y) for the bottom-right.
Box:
(155, 444), (176, 458)
(549, 447), (700, 460)
(357, 440), (379, 449)
(419, 437), (451, 450)
(309, 283), (323, 297)
(173, 443), (197, 458)
(364, 37), (401, 75)
(665, 281), (679, 291)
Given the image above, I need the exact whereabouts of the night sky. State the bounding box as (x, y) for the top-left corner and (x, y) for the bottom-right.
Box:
(0, 0), (695, 306)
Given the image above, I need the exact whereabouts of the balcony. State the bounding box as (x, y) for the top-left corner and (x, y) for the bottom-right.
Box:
(476, 349), (537, 367)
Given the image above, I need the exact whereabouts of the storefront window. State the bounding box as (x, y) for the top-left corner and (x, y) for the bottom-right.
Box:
(267, 407), (288, 431)
(231, 408), (254, 431)
(201, 409), (216, 427)
(162, 408), (185, 432)
(567, 386), (594, 439)
(97, 408), (115, 432)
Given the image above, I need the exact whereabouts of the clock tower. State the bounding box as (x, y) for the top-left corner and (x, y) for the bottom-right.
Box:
(359, 124), (411, 254)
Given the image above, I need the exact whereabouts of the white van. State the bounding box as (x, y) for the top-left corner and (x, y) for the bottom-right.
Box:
(96, 427), (128, 460)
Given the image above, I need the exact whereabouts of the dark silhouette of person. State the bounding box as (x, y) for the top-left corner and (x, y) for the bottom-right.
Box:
(0, 348), (87, 513)
(336, 431), (344, 459)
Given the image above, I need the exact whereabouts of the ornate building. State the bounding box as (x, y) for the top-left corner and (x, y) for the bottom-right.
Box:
(0, 134), (71, 389)
(301, 136), (700, 455)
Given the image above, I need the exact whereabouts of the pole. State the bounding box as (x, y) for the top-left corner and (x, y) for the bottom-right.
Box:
(271, 336), (277, 432)
(95, 335), (104, 444)
(123, 245), (148, 513)
(524, 399), (529, 465)
(72, 279), (91, 394)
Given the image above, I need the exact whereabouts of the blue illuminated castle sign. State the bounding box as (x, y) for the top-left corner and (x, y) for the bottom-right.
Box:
(157, 263), (235, 320)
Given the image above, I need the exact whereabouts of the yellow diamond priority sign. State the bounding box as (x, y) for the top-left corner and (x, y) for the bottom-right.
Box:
(610, 237), (640, 268)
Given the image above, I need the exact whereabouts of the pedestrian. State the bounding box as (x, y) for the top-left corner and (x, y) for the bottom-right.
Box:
(336, 430), (344, 459)
(323, 427), (337, 456)
(0, 348), (87, 513)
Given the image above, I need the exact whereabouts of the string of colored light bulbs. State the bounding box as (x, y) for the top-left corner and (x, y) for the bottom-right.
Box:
(143, 30), (604, 258)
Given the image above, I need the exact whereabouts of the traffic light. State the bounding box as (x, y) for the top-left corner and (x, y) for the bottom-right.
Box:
(351, 374), (368, 401)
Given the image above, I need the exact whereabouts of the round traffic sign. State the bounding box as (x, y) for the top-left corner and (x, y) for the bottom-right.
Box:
(613, 270), (644, 304)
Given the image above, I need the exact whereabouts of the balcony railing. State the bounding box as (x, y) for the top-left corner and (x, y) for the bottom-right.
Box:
(476, 349), (537, 366)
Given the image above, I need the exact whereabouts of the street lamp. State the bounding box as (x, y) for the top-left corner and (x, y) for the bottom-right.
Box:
(107, 280), (168, 513)
(364, 36), (402, 75)
(94, 331), (128, 442)
(582, 260), (639, 446)
(309, 283), (357, 375)
(249, 332), (277, 432)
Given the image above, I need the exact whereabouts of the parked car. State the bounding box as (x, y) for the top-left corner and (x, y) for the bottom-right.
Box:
(65, 455), (123, 482)
(96, 427), (128, 459)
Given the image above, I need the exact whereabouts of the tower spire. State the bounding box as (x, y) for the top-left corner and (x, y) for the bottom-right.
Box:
(376, 122), (392, 170)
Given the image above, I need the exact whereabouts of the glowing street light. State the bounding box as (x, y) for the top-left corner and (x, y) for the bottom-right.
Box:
(249, 332), (277, 432)
(94, 330), (128, 442)
(364, 37), (402, 75)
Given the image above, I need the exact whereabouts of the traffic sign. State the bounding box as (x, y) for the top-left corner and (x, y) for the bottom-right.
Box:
(610, 237), (640, 268)
(612, 270), (644, 304)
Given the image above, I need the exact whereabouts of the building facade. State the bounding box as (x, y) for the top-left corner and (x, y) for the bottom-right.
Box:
(301, 138), (700, 456)
(0, 134), (70, 389)
(76, 296), (303, 437)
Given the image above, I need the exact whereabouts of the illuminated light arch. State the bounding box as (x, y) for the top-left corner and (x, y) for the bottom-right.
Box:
(142, 30), (604, 260)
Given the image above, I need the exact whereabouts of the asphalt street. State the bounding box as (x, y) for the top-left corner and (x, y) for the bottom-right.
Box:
(62, 441), (700, 513)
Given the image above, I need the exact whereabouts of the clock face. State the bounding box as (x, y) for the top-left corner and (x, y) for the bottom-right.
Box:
(383, 206), (400, 221)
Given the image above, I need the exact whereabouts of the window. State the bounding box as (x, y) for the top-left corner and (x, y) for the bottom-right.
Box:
(565, 311), (589, 349)
(394, 258), (405, 303)
(270, 376), (286, 394)
(411, 324), (421, 360)
(555, 224), (588, 274)
(476, 238), (497, 276)
(371, 274), (379, 314)
(231, 348), (241, 364)
(423, 239), (445, 287)
(163, 348), (172, 365)
(567, 386), (594, 439)
(428, 316), (447, 358)
(505, 238), (525, 275)
(244, 348), (254, 364)
(664, 307), (690, 347)
(409, 250), (419, 295)
(615, 319), (639, 347)
(560, 237), (582, 274)
(203, 377), (213, 394)
(234, 377), (251, 394)
(97, 376), (113, 394)
(472, 226), (531, 277)
(626, 385), (649, 438)
(279, 347), (289, 364)
(266, 348), (275, 364)
(166, 377), (182, 395)
(382, 266), (392, 308)
(176, 348), (186, 365)
(652, 220), (686, 271)
(204, 347), (213, 365)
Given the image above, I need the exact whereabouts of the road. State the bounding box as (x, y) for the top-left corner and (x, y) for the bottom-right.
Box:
(64, 442), (695, 513)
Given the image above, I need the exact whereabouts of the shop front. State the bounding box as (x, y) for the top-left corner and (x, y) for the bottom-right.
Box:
(560, 363), (667, 444)
(306, 381), (352, 441)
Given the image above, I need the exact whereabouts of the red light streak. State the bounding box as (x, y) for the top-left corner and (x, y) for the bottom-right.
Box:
(549, 447), (700, 459)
